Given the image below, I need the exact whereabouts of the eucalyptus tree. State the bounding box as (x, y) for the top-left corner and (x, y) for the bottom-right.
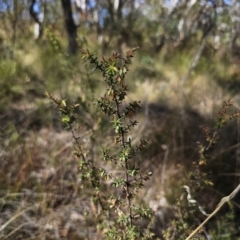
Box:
(29, 0), (87, 54)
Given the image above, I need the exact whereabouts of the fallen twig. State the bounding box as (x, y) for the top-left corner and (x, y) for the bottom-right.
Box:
(185, 183), (240, 240)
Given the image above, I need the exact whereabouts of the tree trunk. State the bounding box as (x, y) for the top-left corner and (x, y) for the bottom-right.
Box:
(30, 0), (44, 40)
(61, 0), (78, 55)
(12, 0), (18, 45)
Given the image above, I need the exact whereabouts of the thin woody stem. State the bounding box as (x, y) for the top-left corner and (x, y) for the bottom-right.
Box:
(115, 97), (133, 227)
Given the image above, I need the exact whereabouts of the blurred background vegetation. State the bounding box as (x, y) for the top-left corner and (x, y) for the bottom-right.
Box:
(1, 0), (240, 239)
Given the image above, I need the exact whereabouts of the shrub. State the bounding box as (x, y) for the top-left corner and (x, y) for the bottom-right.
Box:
(47, 48), (155, 239)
